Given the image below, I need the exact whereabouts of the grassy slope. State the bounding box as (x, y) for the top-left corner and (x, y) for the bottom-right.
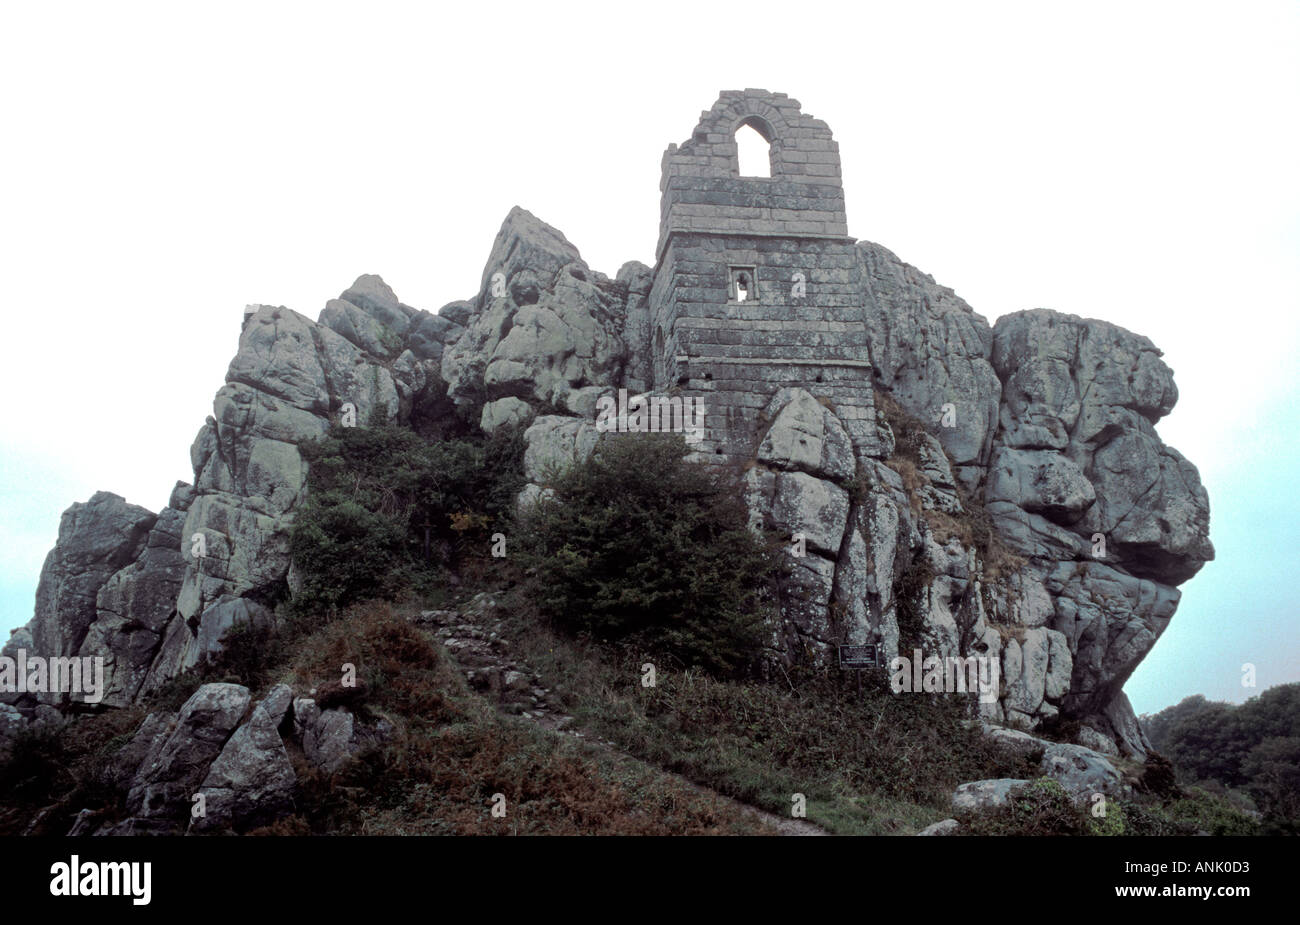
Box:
(0, 602), (771, 836)
(0, 596), (1264, 836)
(280, 602), (772, 835)
(491, 589), (1033, 835)
(472, 587), (1264, 836)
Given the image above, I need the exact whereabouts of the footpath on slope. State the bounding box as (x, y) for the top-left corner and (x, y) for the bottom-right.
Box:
(408, 601), (826, 837)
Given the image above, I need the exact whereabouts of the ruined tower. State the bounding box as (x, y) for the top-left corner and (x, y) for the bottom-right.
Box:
(650, 90), (877, 459)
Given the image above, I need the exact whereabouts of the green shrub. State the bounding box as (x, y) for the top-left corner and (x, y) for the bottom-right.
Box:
(957, 777), (1089, 835)
(1162, 787), (1263, 836)
(289, 421), (525, 617)
(516, 433), (782, 675)
(1120, 800), (1187, 836)
(1085, 799), (1127, 836)
(0, 724), (71, 806)
(290, 497), (412, 612)
(1120, 786), (1263, 836)
(1136, 750), (1181, 799)
(955, 778), (1258, 837)
(0, 705), (146, 833)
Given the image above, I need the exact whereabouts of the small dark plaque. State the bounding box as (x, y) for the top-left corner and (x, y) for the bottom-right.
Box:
(838, 643), (882, 669)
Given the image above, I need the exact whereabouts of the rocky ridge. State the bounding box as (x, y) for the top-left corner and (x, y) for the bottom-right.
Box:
(5, 204), (1212, 770)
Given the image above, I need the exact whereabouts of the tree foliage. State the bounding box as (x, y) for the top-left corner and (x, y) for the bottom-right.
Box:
(290, 422), (525, 615)
(516, 433), (783, 675)
(1141, 683), (1300, 829)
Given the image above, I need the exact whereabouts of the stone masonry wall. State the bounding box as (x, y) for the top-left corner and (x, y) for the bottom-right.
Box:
(656, 89), (849, 254)
(652, 91), (879, 460)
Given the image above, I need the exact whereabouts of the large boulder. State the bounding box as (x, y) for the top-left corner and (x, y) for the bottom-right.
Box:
(744, 392), (867, 656)
(1045, 559), (1180, 716)
(987, 448), (1095, 524)
(95, 683), (304, 834)
(977, 309), (1214, 732)
(318, 274), (415, 359)
(340, 274), (413, 334)
(126, 683), (251, 823)
(745, 467), (850, 559)
(29, 492), (157, 658)
(76, 501), (188, 707)
(407, 309), (466, 363)
(194, 684), (296, 832)
(757, 388), (855, 482)
(1002, 627), (1062, 724)
(319, 298), (401, 359)
(226, 305), (332, 413)
(859, 241), (1001, 487)
(174, 492), (291, 626)
(186, 597), (275, 671)
(990, 309), (1212, 585)
(617, 261), (654, 393)
(442, 208), (639, 415)
(952, 779), (1029, 811)
(292, 696), (390, 774)
(481, 396), (534, 434)
(916, 819), (960, 836)
(1038, 742), (1126, 804)
(831, 475), (910, 658)
(521, 415), (600, 485)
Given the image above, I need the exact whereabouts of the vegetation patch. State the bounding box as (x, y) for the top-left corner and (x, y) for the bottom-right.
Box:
(515, 432), (785, 676)
(1143, 685), (1299, 833)
(269, 602), (768, 835)
(1, 600), (770, 836)
(0, 705), (147, 836)
(290, 421), (525, 620)
(494, 596), (1032, 835)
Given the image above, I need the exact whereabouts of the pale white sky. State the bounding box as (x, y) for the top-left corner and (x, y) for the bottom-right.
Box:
(1, 0), (1296, 714)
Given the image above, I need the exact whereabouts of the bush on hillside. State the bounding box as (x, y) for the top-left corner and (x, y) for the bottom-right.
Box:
(516, 433), (783, 675)
(289, 422), (525, 617)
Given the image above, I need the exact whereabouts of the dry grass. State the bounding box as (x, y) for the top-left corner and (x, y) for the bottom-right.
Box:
(493, 591), (1033, 835)
(276, 601), (771, 836)
(0, 701), (149, 835)
(875, 387), (1027, 582)
(1, 600), (774, 837)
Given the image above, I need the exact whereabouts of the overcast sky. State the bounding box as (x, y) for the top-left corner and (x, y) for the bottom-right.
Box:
(1, 0), (1296, 715)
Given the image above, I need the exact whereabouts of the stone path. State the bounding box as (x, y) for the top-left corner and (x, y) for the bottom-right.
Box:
(409, 602), (824, 836)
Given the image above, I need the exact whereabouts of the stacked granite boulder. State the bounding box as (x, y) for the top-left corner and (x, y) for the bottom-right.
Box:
(5, 92), (1212, 763)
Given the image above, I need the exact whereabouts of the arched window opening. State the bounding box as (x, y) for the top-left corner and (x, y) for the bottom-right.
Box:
(735, 122), (772, 178)
(729, 266), (757, 303)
